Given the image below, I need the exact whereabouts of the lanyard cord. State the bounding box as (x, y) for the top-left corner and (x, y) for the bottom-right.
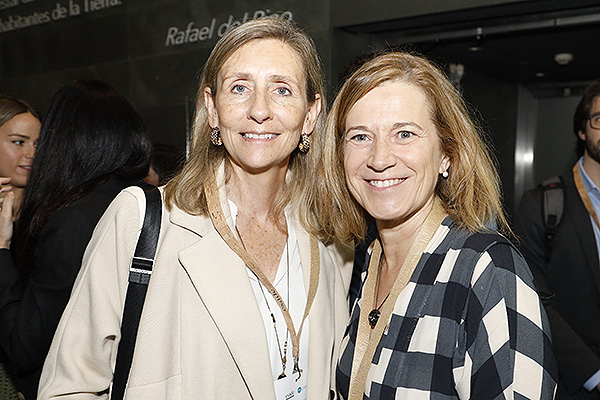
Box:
(243, 226), (290, 380)
(347, 199), (447, 399)
(573, 163), (600, 231)
(204, 174), (320, 379)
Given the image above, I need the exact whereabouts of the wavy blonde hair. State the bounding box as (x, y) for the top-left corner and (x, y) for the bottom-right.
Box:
(313, 51), (509, 243)
(164, 17), (325, 226)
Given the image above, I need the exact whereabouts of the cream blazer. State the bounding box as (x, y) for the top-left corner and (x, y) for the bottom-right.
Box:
(38, 182), (352, 399)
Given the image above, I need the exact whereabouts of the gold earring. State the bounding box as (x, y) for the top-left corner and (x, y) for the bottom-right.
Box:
(210, 127), (222, 146)
(298, 133), (310, 153)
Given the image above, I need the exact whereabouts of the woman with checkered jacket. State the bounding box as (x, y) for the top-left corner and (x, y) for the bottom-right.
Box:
(314, 51), (558, 399)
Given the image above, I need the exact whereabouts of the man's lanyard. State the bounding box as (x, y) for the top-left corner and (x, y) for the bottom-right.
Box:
(573, 163), (600, 231)
(204, 174), (320, 379)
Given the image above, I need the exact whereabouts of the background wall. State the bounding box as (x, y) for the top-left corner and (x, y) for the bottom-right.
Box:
(534, 96), (581, 183)
(329, 0), (530, 27)
(0, 0), (330, 150)
(327, 0), (600, 217)
(2, 0), (599, 218)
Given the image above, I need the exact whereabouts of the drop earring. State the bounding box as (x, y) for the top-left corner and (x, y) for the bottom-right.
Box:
(210, 127), (222, 146)
(298, 133), (310, 153)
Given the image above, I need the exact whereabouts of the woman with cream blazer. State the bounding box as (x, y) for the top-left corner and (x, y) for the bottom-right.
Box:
(38, 179), (351, 399)
(39, 17), (352, 400)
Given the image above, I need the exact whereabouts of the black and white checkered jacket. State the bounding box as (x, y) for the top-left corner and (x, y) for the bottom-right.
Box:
(336, 217), (558, 399)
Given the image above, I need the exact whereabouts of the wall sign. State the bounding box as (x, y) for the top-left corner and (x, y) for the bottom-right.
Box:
(0, 0), (122, 33)
(164, 9), (293, 47)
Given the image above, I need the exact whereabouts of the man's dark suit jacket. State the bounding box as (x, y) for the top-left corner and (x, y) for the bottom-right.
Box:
(0, 176), (137, 400)
(515, 170), (600, 399)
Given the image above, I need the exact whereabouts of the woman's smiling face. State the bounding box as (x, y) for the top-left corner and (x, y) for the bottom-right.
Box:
(343, 80), (449, 227)
(205, 38), (320, 175)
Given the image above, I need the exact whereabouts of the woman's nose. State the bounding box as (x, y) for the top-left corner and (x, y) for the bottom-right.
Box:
(24, 143), (35, 159)
(367, 137), (396, 171)
(248, 90), (272, 124)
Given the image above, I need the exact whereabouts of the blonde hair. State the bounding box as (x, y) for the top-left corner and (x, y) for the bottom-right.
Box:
(164, 17), (326, 224)
(314, 51), (509, 243)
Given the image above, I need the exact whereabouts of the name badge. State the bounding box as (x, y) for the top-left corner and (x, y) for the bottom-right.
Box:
(274, 372), (308, 400)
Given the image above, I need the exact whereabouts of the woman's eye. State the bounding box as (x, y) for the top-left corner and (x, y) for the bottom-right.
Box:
(349, 133), (369, 142)
(232, 85), (247, 94)
(276, 87), (291, 96)
(12, 140), (24, 146)
(399, 131), (413, 139)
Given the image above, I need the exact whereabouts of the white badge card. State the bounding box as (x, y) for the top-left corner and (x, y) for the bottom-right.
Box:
(274, 373), (308, 400)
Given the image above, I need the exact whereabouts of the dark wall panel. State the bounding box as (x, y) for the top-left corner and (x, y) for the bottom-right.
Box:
(329, 0), (529, 28)
(1, 0), (328, 149)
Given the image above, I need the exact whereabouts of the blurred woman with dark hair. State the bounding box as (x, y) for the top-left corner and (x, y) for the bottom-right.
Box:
(0, 80), (152, 399)
(143, 142), (184, 186)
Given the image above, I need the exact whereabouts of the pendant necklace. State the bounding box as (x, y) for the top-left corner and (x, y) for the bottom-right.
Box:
(257, 241), (291, 380)
(237, 225), (291, 380)
(368, 255), (390, 329)
(348, 199), (448, 399)
(205, 174), (320, 382)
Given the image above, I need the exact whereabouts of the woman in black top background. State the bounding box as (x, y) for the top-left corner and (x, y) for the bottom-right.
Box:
(0, 79), (152, 399)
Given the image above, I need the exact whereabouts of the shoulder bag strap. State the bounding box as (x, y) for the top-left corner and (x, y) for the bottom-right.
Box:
(111, 183), (162, 400)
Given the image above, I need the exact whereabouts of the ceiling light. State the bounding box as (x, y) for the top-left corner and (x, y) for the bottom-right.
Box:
(554, 53), (573, 66)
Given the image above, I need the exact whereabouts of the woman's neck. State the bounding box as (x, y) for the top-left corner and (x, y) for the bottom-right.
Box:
(225, 163), (288, 221)
(224, 162), (289, 282)
(377, 221), (420, 277)
(378, 203), (432, 268)
(375, 198), (445, 302)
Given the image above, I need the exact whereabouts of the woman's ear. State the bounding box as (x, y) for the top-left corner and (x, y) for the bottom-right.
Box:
(204, 87), (218, 128)
(439, 154), (451, 175)
(302, 94), (322, 136)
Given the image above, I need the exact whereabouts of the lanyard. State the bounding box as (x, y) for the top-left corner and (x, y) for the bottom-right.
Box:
(347, 199), (447, 399)
(204, 174), (320, 378)
(573, 163), (600, 231)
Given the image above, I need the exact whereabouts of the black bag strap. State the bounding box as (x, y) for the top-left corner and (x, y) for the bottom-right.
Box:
(540, 176), (564, 260)
(111, 183), (162, 400)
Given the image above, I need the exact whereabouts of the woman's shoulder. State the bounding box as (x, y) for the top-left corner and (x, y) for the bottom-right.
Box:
(430, 219), (527, 286)
(439, 218), (513, 254)
(42, 178), (138, 235)
(102, 184), (169, 225)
